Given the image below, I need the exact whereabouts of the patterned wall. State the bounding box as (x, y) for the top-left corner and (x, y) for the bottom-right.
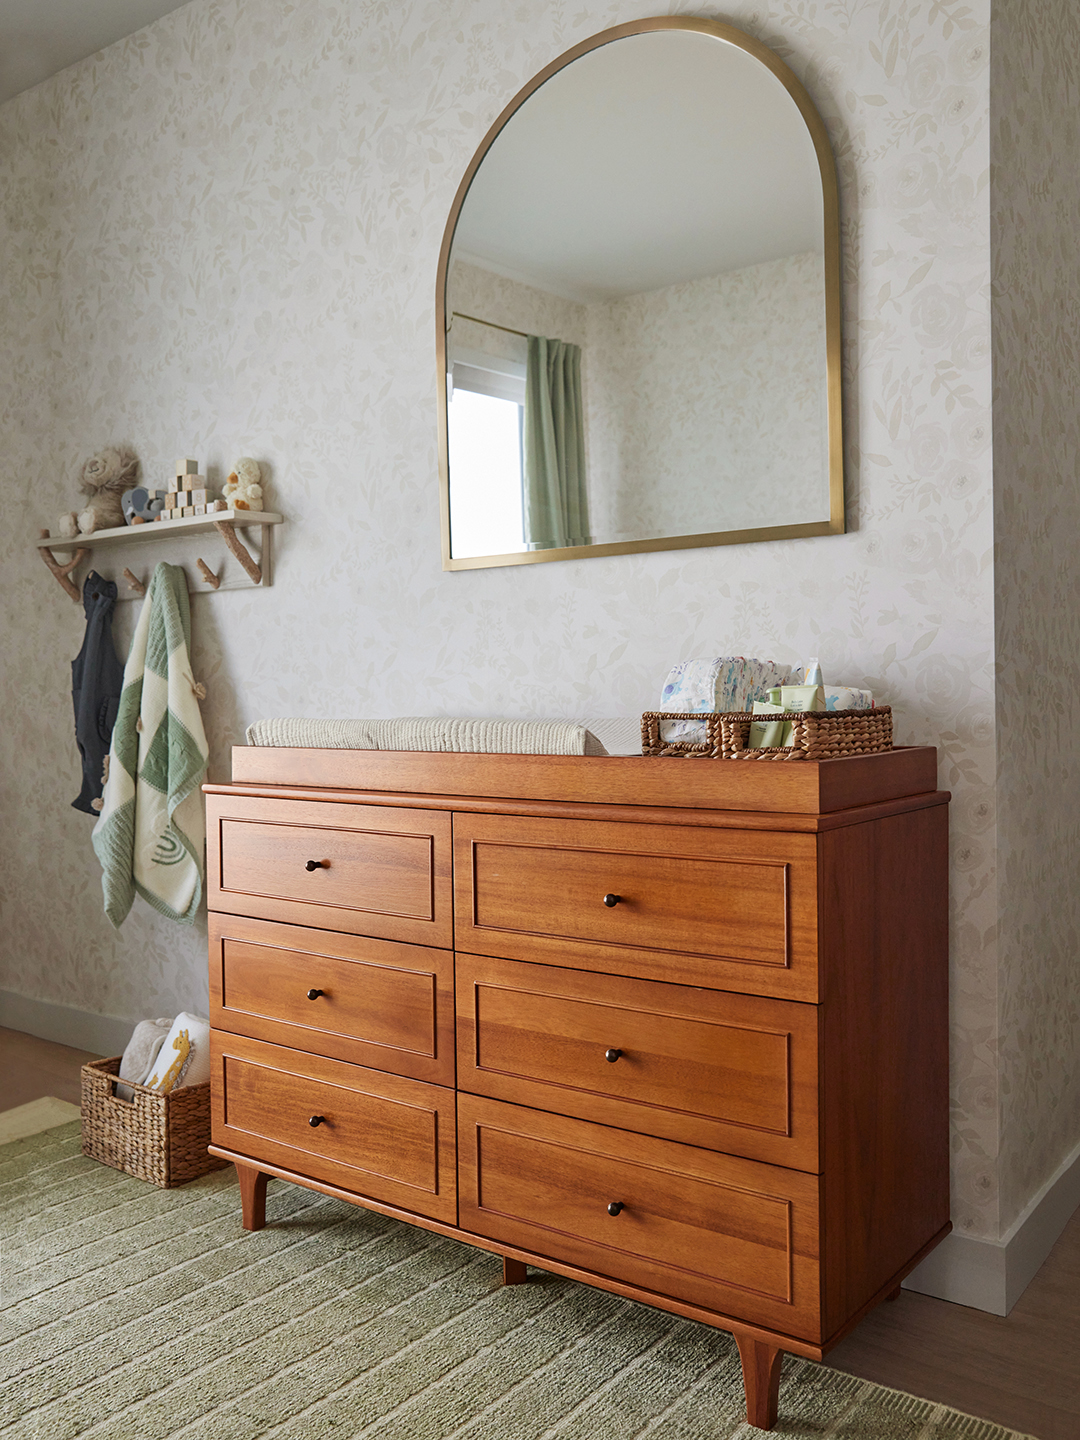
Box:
(586, 252), (828, 537)
(0, 0), (1019, 1238)
(451, 251), (827, 544)
(990, 0), (1080, 1228)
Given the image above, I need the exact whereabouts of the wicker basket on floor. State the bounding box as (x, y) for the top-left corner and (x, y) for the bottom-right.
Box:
(80, 1056), (228, 1188)
(642, 707), (893, 761)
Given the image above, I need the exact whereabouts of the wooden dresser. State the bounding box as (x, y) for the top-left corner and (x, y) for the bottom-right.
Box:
(205, 747), (950, 1431)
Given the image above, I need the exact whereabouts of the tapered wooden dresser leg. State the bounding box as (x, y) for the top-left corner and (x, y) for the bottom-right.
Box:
(502, 1257), (529, 1285)
(735, 1335), (782, 1431)
(886, 1284), (902, 1301)
(236, 1163), (269, 1231)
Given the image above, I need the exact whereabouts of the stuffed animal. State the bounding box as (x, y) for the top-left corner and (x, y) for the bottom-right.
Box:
(122, 487), (166, 524)
(58, 447), (139, 536)
(223, 457), (263, 511)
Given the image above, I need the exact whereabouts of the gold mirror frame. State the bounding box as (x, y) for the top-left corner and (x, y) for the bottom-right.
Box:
(436, 15), (844, 571)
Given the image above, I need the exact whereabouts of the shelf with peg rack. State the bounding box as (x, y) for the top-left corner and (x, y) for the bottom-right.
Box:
(36, 510), (283, 601)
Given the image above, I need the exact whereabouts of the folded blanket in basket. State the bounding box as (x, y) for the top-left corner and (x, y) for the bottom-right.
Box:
(116, 1017), (173, 1101)
(142, 1013), (211, 1092)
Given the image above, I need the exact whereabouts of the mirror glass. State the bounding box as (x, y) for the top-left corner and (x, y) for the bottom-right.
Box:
(438, 20), (843, 569)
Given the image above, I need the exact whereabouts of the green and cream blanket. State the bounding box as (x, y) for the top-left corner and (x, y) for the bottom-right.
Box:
(92, 563), (208, 927)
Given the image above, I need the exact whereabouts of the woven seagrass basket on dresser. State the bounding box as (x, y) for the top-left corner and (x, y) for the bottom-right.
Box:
(642, 707), (893, 760)
(80, 1056), (229, 1188)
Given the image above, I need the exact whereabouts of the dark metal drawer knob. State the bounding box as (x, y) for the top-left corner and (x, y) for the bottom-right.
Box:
(306, 988), (324, 1001)
(305, 859), (329, 871)
(605, 1048), (622, 1063)
(309, 1115), (326, 1128)
(607, 1201), (624, 1216)
(602, 893), (621, 907)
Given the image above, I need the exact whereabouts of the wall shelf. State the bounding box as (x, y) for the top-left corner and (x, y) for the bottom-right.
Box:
(36, 510), (283, 601)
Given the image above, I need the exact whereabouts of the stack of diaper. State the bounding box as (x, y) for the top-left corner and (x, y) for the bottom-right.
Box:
(658, 657), (795, 743)
(657, 657), (875, 745)
(116, 1012), (212, 1100)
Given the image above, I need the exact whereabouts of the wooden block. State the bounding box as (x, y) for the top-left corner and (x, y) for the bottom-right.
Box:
(193, 504), (206, 516)
(190, 488), (207, 504)
(167, 478), (180, 493)
(175, 458), (199, 477)
(182, 505), (195, 517)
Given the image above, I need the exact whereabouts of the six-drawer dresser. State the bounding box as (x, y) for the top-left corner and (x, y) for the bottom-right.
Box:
(205, 746), (951, 1430)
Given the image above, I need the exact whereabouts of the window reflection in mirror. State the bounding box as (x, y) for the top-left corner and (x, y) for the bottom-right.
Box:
(447, 386), (525, 556)
(438, 20), (843, 569)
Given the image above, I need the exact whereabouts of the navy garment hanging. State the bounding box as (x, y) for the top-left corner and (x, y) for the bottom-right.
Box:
(71, 571), (125, 815)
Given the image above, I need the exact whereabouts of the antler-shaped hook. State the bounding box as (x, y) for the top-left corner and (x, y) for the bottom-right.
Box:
(213, 520), (262, 584)
(39, 530), (88, 601)
(196, 558), (221, 589)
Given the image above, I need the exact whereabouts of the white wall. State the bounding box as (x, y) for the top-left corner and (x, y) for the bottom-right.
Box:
(5, 0), (1054, 1290)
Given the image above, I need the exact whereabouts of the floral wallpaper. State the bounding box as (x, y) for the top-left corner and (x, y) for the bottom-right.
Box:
(449, 260), (589, 358)
(990, 0), (1080, 1229)
(450, 251), (827, 546)
(0, 0), (1040, 1248)
(587, 252), (828, 538)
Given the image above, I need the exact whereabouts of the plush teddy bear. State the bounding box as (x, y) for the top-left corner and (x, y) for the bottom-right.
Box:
(58, 447), (140, 536)
(223, 457), (263, 511)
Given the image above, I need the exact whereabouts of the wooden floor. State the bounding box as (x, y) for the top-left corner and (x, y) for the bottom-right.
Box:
(827, 1214), (1080, 1440)
(1, 1024), (1077, 1439)
(0, 1025), (100, 1108)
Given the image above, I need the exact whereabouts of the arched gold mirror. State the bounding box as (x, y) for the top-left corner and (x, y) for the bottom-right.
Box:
(436, 16), (843, 570)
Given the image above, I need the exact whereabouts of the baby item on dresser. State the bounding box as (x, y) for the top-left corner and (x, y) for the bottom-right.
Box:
(245, 716), (644, 756)
(658, 656), (794, 743)
(824, 686), (873, 711)
(790, 657), (874, 712)
(142, 1013), (212, 1093)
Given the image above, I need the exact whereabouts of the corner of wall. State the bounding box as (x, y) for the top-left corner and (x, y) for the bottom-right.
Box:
(905, 1138), (1080, 1314)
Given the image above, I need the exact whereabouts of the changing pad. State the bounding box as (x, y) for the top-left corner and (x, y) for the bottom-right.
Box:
(244, 716), (642, 757)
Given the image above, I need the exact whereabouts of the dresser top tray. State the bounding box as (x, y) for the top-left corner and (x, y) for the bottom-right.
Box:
(222, 745), (942, 818)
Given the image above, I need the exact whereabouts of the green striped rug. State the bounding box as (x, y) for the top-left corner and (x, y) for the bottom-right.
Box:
(0, 1121), (1033, 1440)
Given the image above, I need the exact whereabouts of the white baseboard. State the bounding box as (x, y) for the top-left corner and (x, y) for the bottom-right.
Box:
(904, 1137), (1080, 1314)
(0, 989), (133, 1058)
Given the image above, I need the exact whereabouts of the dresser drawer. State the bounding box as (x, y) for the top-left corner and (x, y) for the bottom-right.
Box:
(210, 1032), (457, 1223)
(454, 814), (818, 1000)
(209, 913), (454, 1085)
(207, 794), (452, 947)
(458, 1095), (821, 1339)
(456, 953), (818, 1170)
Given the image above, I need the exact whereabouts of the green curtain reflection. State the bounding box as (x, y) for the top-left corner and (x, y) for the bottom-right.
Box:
(523, 335), (590, 550)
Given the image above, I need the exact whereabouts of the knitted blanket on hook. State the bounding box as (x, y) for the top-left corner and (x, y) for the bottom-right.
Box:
(92, 562), (208, 927)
